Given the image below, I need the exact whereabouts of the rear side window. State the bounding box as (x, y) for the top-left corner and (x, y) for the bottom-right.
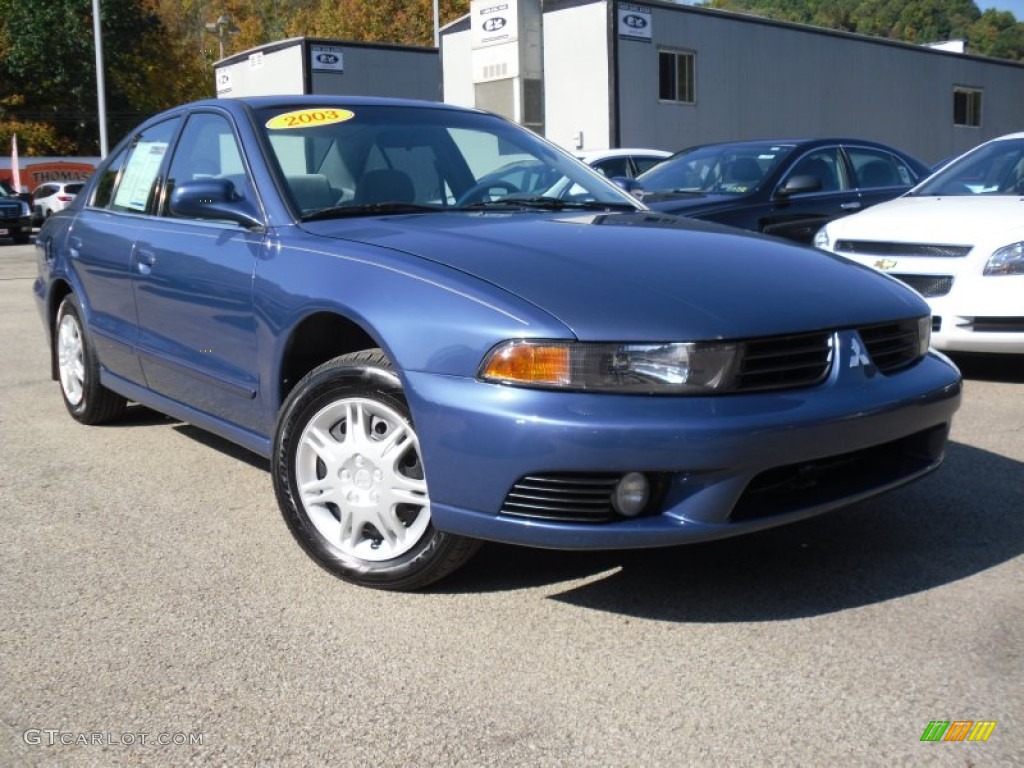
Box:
(848, 147), (914, 188)
(66, 183), (84, 195)
(110, 117), (180, 214)
(633, 156), (664, 174)
(591, 157), (630, 178)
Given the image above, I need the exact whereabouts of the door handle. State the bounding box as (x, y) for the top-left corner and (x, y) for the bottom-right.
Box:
(840, 201), (862, 211)
(136, 248), (157, 275)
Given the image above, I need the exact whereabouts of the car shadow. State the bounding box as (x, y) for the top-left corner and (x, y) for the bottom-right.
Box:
(172, 423), (271, 471)
(104, 403), (177, 427)
(437, 441), (1022, 621)
(950, 352), (1024, 383)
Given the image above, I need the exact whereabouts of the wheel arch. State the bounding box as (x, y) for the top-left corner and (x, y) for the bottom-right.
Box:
(276, 310), (384, 409)
(46, 279), (75, 381)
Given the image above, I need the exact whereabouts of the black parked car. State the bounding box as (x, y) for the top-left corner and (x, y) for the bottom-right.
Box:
(636, 138), (931, 243)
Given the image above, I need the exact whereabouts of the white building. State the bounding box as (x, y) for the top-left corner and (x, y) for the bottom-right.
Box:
(441, 0), (1024, 163)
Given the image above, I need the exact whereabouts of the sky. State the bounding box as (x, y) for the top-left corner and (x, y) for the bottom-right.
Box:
(981, 1), (1023, 18)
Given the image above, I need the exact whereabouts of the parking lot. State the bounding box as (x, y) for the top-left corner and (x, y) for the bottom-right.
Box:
(1, 239), (1021, 765)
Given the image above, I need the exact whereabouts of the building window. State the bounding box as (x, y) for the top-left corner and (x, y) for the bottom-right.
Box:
(659, 50), (695, 104)
(953, 87), (982, 127)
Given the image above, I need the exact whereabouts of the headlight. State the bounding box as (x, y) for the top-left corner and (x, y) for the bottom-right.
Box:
(478, 340), (739, 394)
(984, 241), (1024, 276)
(813, 227), (830, 249)
(19, 201), (30, 217)
(917, 315), (932, 356)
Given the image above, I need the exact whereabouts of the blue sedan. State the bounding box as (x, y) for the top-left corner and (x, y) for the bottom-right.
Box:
(34, 97), (961, 589)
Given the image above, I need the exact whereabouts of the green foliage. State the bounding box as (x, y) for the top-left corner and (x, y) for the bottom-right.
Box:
(705, 0), (1023, 60)
(0, 0), (471, 157)
(0, 0), (199, 154)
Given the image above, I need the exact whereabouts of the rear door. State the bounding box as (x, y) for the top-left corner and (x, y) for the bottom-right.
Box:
(846, 144), (920, 210)
(68, 116), (182, 386)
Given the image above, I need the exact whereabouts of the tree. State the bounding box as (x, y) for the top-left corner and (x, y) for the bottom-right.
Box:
(287, 0), (469, 46)
(705, 0), (1023, 60)
(0, 0), (202, 154)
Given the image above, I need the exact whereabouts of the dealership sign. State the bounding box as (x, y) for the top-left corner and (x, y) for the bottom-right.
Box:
(310, 44), (345, 73)
(618, 3), (652, 41)
(0, 159), (98, 191)
(471, 0), (519, 48)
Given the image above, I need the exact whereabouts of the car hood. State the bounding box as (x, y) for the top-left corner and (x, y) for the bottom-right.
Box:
(301, 211), (926, 341)
(642, 193), (740, 215)
(828, 195), (1024, 244)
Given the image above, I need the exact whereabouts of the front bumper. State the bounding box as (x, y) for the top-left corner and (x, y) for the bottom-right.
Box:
(925, 275), (1024, 353)
(0, 211), (31, 235)
(405, 339), (962, 550)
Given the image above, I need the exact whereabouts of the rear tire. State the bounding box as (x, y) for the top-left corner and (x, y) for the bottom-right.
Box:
(272, 350), (480, 590)
(55, 295), (127, 424)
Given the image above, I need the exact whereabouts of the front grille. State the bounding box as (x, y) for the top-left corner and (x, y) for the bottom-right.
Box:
(0, 205), (25, 223)
(891, 274), (954, 298)
(501, 473), (621, 522)
(835, 241), (971, 258)
(732, 425), (948, 521)
(735, 332), (833, 392)
(859, 319), (923, 373)
(960, 317), (1024, 333)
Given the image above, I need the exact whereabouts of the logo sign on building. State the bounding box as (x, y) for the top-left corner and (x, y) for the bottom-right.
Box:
(471, 0), (519, 48)
(310, 44), (345, 73)
(216, 70), (232, 96)
(618, 3), (652, 41)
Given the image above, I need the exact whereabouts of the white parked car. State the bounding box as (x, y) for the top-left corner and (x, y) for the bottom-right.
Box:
(815, 132), (1024, 354)
(575, 148), (671, 179)
(32, 181), (84, 224)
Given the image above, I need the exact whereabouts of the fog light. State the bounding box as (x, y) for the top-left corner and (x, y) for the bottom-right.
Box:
(612, 472), (649, 517)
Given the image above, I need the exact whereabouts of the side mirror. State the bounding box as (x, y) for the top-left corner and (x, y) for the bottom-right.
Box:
(169, 179), (263, 229)
(776, 174), (822, 198)
(611, 176), (645, 200)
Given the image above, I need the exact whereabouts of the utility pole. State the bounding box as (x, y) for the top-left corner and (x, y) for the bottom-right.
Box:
(92, 0), (108, 157)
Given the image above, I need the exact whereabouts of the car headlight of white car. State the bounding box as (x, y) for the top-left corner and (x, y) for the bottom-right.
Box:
(813, 227), (830, 249)
(984, 241), (1024, 276)
(480, 340), (739, 393)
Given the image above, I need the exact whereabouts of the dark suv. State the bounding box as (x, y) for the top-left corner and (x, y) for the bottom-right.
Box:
(0, 182), (33, 244)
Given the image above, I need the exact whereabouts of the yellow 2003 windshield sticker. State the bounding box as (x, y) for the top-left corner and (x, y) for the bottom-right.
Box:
(266, 108), (354, 130)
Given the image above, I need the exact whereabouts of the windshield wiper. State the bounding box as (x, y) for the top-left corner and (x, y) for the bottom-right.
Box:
(458, 196), (637, 212)
(301, 202), (448, 221)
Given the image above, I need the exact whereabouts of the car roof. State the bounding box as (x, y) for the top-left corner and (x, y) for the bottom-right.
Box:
(576, 148), (672, 160)
(673, 138), (905, 151)
(185, 95), (481, 117)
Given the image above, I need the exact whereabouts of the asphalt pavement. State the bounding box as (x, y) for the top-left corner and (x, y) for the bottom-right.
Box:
(0, 240), (1020, 766)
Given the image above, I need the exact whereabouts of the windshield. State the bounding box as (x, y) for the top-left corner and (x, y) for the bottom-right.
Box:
(255, 104), (638, 217)
(637, 142), (796, 195)
(913, 137), (1024, 196)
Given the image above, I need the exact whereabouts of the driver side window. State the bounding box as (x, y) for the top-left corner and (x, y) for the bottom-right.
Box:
(783, 148), (849, 194)
(163, 112), (255, 219)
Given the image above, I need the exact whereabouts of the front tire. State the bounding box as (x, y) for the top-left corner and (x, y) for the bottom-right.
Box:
(272, 350), (480, 590)
(55, 294), (127, 424)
